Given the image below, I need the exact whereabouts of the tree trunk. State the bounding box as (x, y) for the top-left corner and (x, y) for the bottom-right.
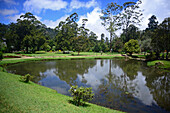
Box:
(162, 52), (164, 59)
(110, 32), (112, 52)
(26, 46), (28, 54)
(156, 52), (160, 59)
(129, 52), (132, 56)
(166, 50), (169, 60)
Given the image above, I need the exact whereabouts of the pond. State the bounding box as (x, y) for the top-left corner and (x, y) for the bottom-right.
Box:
(7, 58), (170, 113)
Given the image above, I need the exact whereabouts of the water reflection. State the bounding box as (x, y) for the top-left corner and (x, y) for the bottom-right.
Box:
(7, 59), (170, 113)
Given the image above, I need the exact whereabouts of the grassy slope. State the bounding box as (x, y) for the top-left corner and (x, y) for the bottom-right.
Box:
(0, 72), (123, 113)
(147, 60), (170, 69)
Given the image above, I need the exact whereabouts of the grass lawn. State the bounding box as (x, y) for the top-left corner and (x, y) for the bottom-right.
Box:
(147, 60), (170, 69)
(0, 71), (123, 113)
(21, 52), (120, 57)
(3, 53), (22, 58)
(0, 53), (123, 66)
(132, 54), (146, 58)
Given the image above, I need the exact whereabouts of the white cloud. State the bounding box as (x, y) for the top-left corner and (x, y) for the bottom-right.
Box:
(78, 7), (109, 40)
(7, 13), (42, 23)
(0, 9), (18, 15)
(23, 0), (68, 14)
(139, 0), (170, 30)
(42, 15), (69, 28)
(7, 13), (24, 22)
(3, 0), (18, 5)
(70, 0), (98, 11)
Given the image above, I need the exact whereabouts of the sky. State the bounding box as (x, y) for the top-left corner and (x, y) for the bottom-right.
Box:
(0, 0), (170, 39)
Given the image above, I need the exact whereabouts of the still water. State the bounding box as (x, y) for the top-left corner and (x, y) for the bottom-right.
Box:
(7, 59), (170, 113)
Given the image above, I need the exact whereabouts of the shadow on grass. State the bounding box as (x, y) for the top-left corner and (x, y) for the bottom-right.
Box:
(68, 100), (91, 107)
(19, 80), (32, 84)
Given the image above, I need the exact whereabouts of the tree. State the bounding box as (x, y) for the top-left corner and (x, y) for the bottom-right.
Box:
(94, 43), (101, 52)
(124, 39), (140, 56)
(100, 2), (123, 50)
(16, 12), (46, 53)
(119, 0), (143, 41)
(55, 13), (79, 51)
(147, 15), (158, 31)
(72, 36), (88, 55)
(121, 24), (140, 43)
(139, 38), (152, 54)
(151, 17), (170, 59)
(113, 38), (123, 52)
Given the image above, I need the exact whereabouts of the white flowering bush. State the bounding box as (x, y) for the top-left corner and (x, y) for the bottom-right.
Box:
(69, 85), (94, 106)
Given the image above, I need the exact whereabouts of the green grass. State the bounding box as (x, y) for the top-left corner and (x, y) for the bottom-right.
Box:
(0, 71), (124, 113)
(132, 54), (146, 58)
(21, 52), (120, 57)
(3, 53), (22, 57)
(0, 55), (123, 66)
(147, 60), (170, 69)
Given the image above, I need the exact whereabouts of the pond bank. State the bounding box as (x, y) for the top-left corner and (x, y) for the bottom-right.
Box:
(0, 55), (123, 65)
(0, 71), (124, 113)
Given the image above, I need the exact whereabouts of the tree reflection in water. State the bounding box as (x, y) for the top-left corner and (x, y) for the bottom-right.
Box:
(7, 59), (170, 113)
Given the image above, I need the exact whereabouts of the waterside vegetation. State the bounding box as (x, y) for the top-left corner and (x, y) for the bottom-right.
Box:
(0, 71), (123, 113)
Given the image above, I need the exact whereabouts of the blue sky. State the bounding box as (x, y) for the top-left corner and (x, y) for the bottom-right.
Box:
(0, 0), (170, 38)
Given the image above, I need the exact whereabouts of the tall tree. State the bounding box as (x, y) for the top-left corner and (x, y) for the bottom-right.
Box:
(16, 12), (45, 53)
(72, 36), (88, 55)
(147, 15), (158, 31)
(119, 0), (143, 41)
(100, 2), (123, 50)
(121, 24), (140, 43)
(151, 17), (170, 59)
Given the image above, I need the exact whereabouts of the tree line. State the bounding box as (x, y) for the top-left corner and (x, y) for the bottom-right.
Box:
(0, 0), (169, 59)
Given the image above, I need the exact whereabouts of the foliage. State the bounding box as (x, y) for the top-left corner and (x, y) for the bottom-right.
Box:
(119, 0), (143, 36)
(151, 17), (170, 59)
(147, 15), (158, 31)
(69, 85), (94, 106)
(35, 51), (46, 54)
(124, 39), (140, 56)
(20, 74), (33, 83)
(0, 51), (3, 60)
(139, 38), (152, 53)
(121, 24), (140, 43)
(112, 38), (123, 52)
(145, 52), (157, 61)
(94, 43), (101, 52)
(72, 36), (88, 55)
(100, 2), (123, 49)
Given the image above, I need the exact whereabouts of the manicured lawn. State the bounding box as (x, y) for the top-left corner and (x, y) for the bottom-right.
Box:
(0, 71), (123, 113)
(132, 54), (146, 58)
(3, 53), (22, 58)
(21, 52), (120, 57)
(147, 60), (170, 69)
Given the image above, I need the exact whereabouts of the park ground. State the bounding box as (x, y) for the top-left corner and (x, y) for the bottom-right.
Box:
(0, 52), (170, 113)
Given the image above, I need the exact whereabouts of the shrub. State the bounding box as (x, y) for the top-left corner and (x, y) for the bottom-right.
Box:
(124, 39), (140, 56)
(35, 51), (46, 54)
(69, 85), (94, 106)
(0, 64), (7, 72)
(146, 52), (157, 61)
(14, 51), (25, 54)
(20, 74), (33, 83)
(55, 51), (63, 54)
(89, 49), (93, 52)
